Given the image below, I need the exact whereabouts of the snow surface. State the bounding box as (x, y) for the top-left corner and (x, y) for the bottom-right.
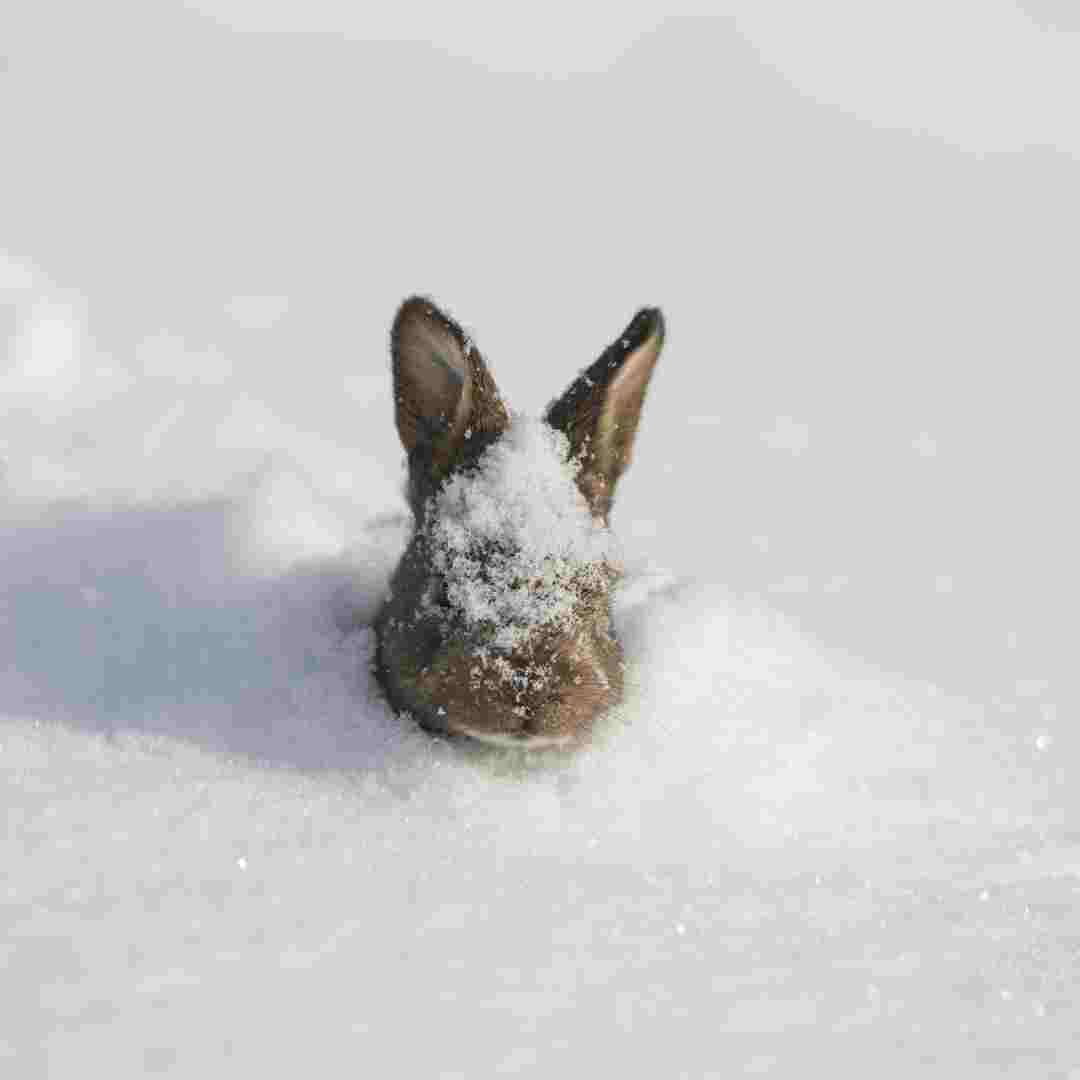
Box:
(3, 5), (1079, 1077)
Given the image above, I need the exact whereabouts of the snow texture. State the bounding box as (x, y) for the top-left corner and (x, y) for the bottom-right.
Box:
(427, 417), (613, 650)
(2, 6), (1079, 1078)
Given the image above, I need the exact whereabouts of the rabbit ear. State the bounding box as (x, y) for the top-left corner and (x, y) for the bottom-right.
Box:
(391, 297), (508, 487)
(546, 307), (664, 519)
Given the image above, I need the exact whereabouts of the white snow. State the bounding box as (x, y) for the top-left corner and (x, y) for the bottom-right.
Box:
(2, 7), (1079, 1077)
(428, 417), (613, 650)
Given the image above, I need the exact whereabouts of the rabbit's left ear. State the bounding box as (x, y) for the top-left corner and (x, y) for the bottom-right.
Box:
(391, 297), (508, 490)
(545, 307), (664, 520)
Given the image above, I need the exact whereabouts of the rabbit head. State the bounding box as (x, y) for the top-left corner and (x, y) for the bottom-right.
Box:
(374, 297), (664, 747)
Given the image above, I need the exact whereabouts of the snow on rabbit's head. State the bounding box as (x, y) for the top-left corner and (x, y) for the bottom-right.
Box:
(375, 297), (664, 748)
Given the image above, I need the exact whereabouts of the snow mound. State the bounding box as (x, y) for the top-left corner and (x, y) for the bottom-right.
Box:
(427, 416), (614, 650)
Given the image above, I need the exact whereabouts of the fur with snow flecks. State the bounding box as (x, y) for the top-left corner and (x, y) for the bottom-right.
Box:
(375, 296), (663, 744)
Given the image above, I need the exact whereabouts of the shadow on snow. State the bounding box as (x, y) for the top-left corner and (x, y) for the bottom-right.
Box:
(0, 497), (412, 772)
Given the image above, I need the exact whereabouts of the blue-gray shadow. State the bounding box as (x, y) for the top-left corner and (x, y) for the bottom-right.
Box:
(0, 499), (407, 771)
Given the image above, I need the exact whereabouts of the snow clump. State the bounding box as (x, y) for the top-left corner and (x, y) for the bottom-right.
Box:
(426, 416), (615, 651)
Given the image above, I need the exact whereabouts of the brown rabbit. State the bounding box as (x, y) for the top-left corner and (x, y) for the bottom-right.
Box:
(374, 297), (664, 747)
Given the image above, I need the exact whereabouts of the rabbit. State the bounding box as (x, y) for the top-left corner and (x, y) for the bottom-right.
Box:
(374, 296), (664, 747)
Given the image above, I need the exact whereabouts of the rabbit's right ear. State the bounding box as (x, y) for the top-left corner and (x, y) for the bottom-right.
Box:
(391, 297), (508, 486)
(546, 307), (664, 520)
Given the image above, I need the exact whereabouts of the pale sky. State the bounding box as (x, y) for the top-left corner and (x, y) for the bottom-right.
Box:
(174, 0), (1080, 153)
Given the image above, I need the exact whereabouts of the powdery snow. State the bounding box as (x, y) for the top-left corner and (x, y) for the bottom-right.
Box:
(427, 416), (614, 650)
(1, 286), (1075, 1072)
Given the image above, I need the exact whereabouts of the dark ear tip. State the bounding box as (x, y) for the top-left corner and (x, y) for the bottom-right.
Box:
(627, 306), (665, 350)
(392, 295), (437, 335)
(392, 295), (471, 352)
(646, 307), (665, 345)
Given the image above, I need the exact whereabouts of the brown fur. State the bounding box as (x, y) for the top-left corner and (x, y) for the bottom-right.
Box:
(375, 297), (664, 746)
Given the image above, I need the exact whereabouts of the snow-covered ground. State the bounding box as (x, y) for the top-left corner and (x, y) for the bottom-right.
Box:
(2, 4), (1078, 1076)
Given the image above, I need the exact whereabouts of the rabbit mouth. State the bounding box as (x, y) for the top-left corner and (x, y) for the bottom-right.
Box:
(452, 725), (578, 750)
